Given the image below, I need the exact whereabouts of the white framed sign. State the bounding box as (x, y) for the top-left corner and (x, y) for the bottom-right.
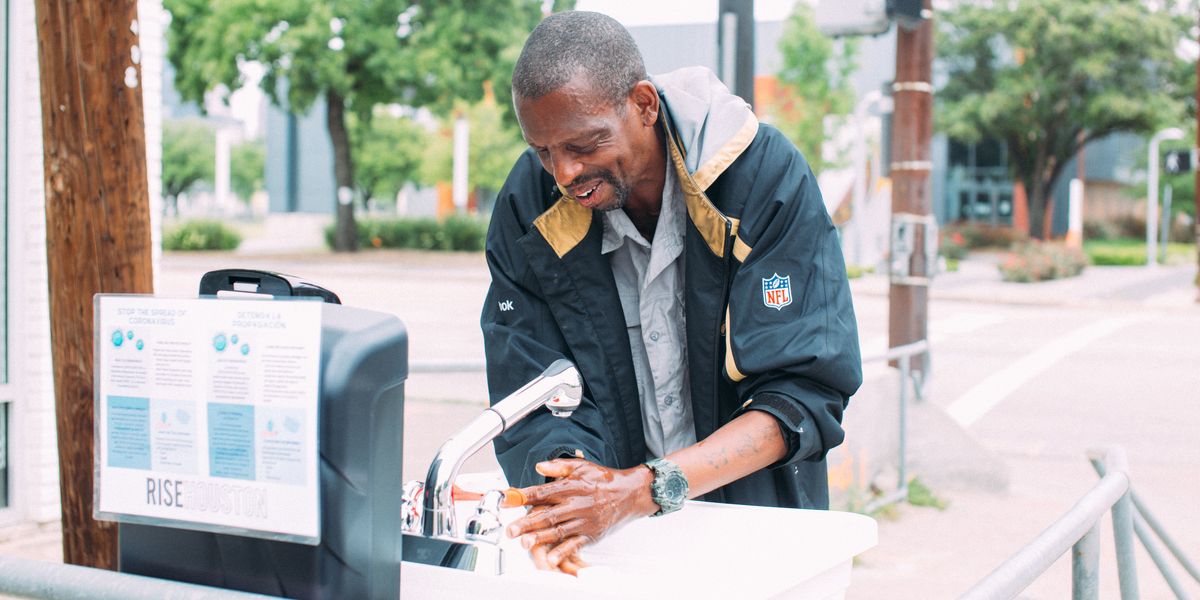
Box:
(93, 295), (323, 545)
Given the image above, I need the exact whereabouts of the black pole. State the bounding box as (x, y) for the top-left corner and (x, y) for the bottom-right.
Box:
(718, 0), (755, 109)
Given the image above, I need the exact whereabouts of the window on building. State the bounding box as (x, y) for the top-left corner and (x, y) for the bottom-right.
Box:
(946, 138), (1012, 226)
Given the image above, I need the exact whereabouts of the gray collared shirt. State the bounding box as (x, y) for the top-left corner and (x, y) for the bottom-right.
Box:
(601, 160), (696, 460)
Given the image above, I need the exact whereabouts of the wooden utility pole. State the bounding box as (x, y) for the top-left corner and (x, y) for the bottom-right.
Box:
(888, 0), (934, 369)
(35, 0), (154, 568)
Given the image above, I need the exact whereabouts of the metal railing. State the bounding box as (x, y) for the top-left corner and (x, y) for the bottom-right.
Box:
(0, 555), (274, 600)
(960, 446), (1199, 599)
(409, 359), (486, 373)
(860, 339), (930, 514)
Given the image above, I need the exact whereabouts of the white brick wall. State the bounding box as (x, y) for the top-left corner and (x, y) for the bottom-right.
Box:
(3, 0), (164, 528)
(8, 0), (57, 526)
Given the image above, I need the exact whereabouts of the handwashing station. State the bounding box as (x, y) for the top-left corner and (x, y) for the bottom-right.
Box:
(91, 270), (875, 600)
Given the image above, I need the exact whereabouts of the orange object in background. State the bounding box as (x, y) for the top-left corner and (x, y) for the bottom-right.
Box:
(1012, 182), (1029, 234)
(436, 181), (455, 219)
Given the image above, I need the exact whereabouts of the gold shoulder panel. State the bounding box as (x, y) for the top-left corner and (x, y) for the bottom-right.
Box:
(533, 196), (593, 259)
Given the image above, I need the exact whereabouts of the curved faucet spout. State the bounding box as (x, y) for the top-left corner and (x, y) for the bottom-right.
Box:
(421, 359), (582, 539)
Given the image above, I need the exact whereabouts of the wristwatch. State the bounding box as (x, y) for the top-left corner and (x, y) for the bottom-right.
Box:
(645, 458), (689, 517)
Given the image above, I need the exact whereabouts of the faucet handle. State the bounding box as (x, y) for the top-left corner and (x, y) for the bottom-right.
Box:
(464, 489), (506, 545)
(401, 480), (425, 534)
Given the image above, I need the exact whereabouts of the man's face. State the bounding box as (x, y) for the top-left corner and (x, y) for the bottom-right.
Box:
(515, 77), (654, 212)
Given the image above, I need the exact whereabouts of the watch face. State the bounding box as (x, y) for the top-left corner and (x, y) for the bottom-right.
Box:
(665, 474), (687, 500)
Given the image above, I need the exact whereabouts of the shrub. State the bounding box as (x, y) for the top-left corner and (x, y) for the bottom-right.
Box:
(1083, 219), (1121, 242)
(163, 219), (241, 251)
(939, 230), (969, 260)
(441, 215), (488, 252)
(944, 222), (1027, 250)
(324, 216), (488, 252)
(997, 241), (1088, 282)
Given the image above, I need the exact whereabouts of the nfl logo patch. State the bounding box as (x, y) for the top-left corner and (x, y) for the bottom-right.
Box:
(762, 273), (792, 310)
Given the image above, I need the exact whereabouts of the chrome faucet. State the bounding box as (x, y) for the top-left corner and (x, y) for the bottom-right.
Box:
(420, 359), (582, 541)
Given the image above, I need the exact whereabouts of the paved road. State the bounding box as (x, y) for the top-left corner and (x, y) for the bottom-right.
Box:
(143, 251), (1200, 598)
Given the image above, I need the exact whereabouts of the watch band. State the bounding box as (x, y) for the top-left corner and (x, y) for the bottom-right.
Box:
(645, 458), (688, 517)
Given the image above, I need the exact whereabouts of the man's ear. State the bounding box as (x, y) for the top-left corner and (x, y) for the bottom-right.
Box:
(629, 80), (659, 128)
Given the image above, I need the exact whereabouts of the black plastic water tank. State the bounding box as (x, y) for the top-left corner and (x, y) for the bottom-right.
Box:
(118, 301), (407, 600)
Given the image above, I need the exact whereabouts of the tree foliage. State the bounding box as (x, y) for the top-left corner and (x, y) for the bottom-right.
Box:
(938, 0), (1195, 237)
(162, 119), (215, 214)
(767, 2), (857, 174)
(164, 0), (562, 250)
(419, 96), (530, 203)
(230, 139), (266, 202)
(349, 110), (428, 205)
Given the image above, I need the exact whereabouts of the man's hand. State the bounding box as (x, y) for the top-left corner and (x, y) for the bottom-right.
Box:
(506, 459), (658, 572)
(506, 411), (788, 574)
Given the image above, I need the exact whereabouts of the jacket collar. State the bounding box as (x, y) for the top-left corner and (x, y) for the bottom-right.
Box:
(532, 93), (757, 259)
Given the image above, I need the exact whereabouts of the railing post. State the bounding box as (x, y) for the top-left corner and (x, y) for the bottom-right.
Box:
(1103, 448), (1141, 600)
(1073, 523), (1101, 600)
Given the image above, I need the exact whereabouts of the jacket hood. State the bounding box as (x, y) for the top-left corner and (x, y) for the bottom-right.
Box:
(651, 66), (759, 189)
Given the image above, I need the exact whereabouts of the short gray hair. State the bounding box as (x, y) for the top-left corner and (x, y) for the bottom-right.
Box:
(512, 11), (648, 109)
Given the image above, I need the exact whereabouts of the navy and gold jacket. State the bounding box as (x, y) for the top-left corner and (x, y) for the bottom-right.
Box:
(481, 67), (862, 509)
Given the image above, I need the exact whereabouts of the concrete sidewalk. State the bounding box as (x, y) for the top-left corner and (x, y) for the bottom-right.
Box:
(852, 253), (1199, 310)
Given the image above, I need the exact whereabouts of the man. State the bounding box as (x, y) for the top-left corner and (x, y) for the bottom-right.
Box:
(480, 11), (861, 573)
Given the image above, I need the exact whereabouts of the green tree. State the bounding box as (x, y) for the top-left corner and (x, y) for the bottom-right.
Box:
(767, 2), (857, 174)
(165, 0), (556, 251)
(162, 119), (215, 216)
(418, 96), (530, 206)
(467, 97), (529, 196)
(939, 0), (1194, 238)
(230, 140), (266, 202)
(349, 110), (428, 206)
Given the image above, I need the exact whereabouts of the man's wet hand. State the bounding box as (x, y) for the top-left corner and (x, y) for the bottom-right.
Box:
(506, 459), (658, 572)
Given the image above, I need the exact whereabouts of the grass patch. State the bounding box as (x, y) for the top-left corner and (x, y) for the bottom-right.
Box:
(907, 477), (949, 510)
(1084, 238), (1196, 266)
(845, 264), (875, 279)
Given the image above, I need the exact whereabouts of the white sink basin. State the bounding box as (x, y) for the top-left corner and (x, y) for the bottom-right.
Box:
(401, 472), (878, 600)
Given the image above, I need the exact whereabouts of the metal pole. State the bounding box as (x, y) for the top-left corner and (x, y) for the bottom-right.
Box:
(1090, 458), (1200, 585)
(0, 555), (274, 600)
(1132, 512), (1194, 600)
(1160, 185), (1173, 264)
(1147, 128), (1185, 267)
(1073, 523), (1101, 600)
(717, 0), (755, 108)
(1102, 449), (1141, 599)
(960, 470), (1129, 600)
